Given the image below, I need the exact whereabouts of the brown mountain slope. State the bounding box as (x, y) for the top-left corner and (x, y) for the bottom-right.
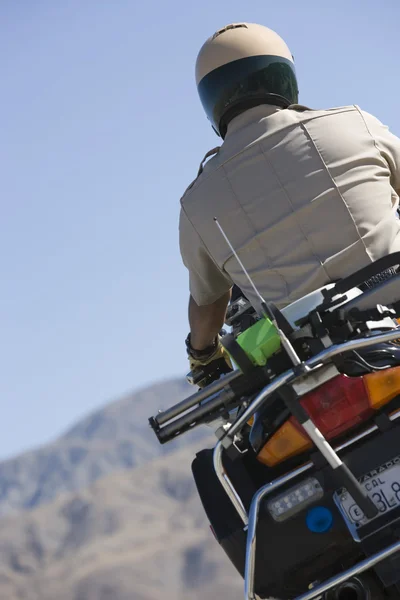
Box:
(0, 378), (251, 599)
(0, 378), (211, 518)
(0, 442), (244, 600)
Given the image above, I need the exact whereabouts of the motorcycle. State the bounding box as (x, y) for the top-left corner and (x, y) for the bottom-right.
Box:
(149, 252), (400, 600)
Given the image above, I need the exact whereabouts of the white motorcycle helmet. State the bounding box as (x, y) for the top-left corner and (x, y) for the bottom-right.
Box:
(195, 22), (299, 138)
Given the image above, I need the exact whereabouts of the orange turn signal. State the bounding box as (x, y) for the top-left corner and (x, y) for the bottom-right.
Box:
(257, 420), (312, 467)
(364, 366), (400, 409)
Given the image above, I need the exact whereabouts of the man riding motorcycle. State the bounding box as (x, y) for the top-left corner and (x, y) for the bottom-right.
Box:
(179, 22), (400, 386)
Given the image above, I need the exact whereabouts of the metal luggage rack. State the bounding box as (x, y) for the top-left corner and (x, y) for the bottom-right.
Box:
(210, 328), (400, 600)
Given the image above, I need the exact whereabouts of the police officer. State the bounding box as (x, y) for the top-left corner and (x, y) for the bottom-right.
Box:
(180, 22), (400, 385)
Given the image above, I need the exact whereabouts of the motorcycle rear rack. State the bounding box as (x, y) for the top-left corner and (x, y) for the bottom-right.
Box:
(214, 410), (400, 600)
(211, 327), (400, 600)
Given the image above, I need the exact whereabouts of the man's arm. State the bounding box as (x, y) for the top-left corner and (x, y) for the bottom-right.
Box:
(188, 290), (232, 351)
(179, 209), (234, 385)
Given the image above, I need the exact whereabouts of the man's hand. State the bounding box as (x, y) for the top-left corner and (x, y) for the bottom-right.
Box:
(186, 335), (233, 388)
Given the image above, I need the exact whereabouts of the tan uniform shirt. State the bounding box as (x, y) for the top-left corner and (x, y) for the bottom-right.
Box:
(179, 104), (400, 311)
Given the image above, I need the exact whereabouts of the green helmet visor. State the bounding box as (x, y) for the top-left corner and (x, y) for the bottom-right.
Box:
(197, 55), (299, 137)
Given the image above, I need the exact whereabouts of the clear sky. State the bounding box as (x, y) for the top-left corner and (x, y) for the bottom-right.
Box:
(1, 0), (399, 460)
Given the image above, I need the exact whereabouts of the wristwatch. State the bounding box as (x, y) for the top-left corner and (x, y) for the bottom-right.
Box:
(185, 333), (219, 360)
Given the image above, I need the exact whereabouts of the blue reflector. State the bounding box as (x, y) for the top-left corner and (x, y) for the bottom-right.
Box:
(306, 506), (333, 533)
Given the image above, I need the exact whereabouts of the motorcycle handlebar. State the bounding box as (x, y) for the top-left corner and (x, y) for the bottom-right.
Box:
(153, 370), (242, 427)
(150, 387), (237, 444)
(149, 366), (271, 444)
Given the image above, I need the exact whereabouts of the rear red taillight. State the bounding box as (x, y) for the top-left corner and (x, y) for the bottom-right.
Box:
(294, 375), (372, 439)
(257, 368), (400, 467)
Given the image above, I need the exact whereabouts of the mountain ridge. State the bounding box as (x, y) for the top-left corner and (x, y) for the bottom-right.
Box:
(0, 377), (245, 599)
(0, 377), (213, 518)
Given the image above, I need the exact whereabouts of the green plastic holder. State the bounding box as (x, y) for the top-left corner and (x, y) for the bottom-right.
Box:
(234, 317), (281, 367)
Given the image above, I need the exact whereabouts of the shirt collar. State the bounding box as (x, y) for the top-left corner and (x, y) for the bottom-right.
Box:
(225, 105), (283, 137)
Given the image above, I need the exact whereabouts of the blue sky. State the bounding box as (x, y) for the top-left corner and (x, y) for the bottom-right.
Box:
(1, 0), (399, 460)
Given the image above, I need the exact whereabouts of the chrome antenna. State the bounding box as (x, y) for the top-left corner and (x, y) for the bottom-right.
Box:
(214, 218), (266, 309)
(214, 217), (303, 367)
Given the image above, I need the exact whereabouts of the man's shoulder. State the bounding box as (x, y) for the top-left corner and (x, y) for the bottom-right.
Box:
(179, 105), (371, 203)
(288, 103), (361, 118)
(180, 145), (221, 202)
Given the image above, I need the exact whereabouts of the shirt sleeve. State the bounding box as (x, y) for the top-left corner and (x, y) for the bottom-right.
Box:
(179, 208), (233, 306)
(359, 108), (400, 195)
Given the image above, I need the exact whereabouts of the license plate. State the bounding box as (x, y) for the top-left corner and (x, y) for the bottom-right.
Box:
(336, 457), (400, 527)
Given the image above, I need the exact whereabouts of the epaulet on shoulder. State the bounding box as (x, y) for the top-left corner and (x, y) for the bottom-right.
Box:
(289, 103), (359, 114)
(287, 103), (314, 112)
(180, 146), (220, 199)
